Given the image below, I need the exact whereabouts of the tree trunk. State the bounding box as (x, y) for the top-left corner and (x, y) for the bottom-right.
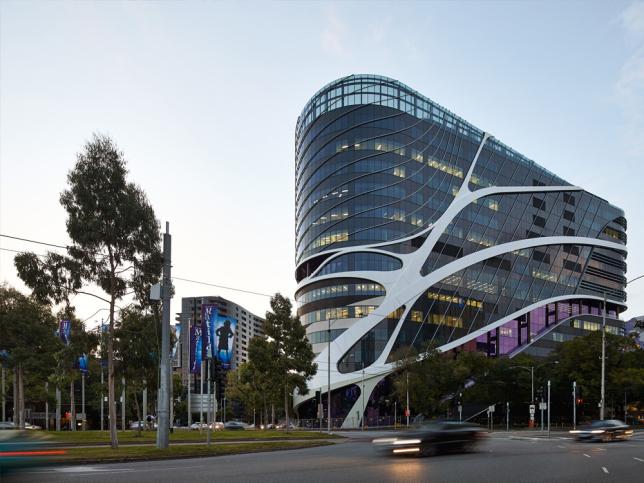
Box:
(17, 364), (25, 430)
(108, 293), (118, 448)
(134, 389), (142, 437)
(284, 384), (290, 433)
(70, 379), (75, 431)
(12, 367), (17, 425)
(271, 403), (275, 428)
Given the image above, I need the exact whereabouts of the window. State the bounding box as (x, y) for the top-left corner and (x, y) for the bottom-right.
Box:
(411, 310), (423, 322)
(393, 166), (406, 178)
(563, 193), (576, 205)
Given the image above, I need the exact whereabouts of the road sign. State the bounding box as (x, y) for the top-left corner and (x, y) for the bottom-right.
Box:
(529, 404), (536, 414)
(539, 402), (547, 410)
(488, 405), (495, 413)
(404, 409), (410, 417)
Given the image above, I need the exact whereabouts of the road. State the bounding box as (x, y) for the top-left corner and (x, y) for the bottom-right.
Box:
(10, 431), (644, 482)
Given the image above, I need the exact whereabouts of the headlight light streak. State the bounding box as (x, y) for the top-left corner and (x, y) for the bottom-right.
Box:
(393, 439), (422, 445)
(393, 447), (420, 454)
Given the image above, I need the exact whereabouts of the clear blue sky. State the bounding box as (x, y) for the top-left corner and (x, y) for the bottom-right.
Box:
(1, 1), (643, 325)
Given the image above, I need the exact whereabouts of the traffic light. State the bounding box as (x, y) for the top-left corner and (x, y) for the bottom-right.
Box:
(536, 387), (544, 401)
(315, 390), (321, 402)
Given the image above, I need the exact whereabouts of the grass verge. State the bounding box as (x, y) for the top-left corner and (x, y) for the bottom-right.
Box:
(55, 440), (334, 463)
(42, 430), (340, 445)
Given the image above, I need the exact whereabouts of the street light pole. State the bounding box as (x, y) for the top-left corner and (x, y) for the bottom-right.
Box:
(547, 380), (551, 439)
(327, 318), (332, 435)
(361, 363), (365, 431)
(573, 381), (577, 430)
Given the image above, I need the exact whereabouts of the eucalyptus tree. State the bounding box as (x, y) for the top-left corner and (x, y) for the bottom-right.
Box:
(261, 294), (317, 431)
(15, 134), (162, 448)
(0, 284), (57, 428)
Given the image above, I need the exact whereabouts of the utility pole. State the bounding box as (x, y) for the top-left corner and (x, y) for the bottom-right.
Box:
(572, 381), (577, 431)
(207, 361), (211, 446)
(506, 402), (509, 431)
(143, 379), (147, 428)
(121, 376), (126, 431)
(1, 365), (5, 423)
(100, 369), (104, 431)
(547, 380), (551, 439)
(200, 361), (204, 428)
(187, 317), (192, 428)
(600, 293), (606, 420)
(156, 221), (172, 449)
(45, 382), (49, 431)
(406, 371), (410, 427)
(55, 386), (61, 431)
(81, 372), (85, 431)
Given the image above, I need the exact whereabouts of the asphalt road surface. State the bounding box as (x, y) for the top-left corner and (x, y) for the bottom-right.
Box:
(10, 431), (644, 483)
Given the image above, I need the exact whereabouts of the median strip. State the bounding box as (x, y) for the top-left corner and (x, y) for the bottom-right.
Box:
(53, 441), (334, 464)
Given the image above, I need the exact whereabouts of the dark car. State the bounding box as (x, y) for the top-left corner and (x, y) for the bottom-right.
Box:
(570, 419), (633, 442)
(373, 422), (486, 457)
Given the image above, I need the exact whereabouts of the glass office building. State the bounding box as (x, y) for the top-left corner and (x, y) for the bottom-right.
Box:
(293, 75), (627, 428)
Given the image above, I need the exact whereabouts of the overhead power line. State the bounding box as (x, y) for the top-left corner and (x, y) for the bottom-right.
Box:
(1, 233), (274, 299)
(172, 276), (272, 298)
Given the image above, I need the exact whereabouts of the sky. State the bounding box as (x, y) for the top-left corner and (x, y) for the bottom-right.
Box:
(1, 0), (643, 328)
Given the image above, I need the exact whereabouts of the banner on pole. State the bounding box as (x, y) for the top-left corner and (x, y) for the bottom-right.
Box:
(78, 354), (89, 374)
(201, 305), (216, 359)
(59, 320), (71, 345)
(211, 312), (237, 369)
(189, 323), (202, 374)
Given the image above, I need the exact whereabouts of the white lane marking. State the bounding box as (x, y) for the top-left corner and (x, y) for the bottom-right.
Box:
(584, 453), (591, 458)
(557, 445), (565, 449)
(54, 467), (134, 473)
(634, 457), (644, 462)
(602, 467), (609, 474)
(596, 448), (606, 451)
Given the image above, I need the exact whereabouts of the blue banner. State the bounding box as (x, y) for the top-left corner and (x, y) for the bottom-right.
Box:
(78, 354), (89, 374)
(59, 320), (71, 345)
(212, 313), (237, 369)
(189, 323), (202, 374)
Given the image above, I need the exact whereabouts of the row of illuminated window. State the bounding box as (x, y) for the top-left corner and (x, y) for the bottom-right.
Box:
(297, 165), (459, 223)
(300, 305), (378, 326)
(306, 328), (347, 345)
(602, 226), (626, 244)
(571, 319), (622, 335)
(334, 138), (465, 179)
(426, 291), (484, 308)
(302, 227), (411, 260)
(296, 282), (386, 306)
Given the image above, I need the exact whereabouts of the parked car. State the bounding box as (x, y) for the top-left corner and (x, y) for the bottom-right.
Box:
(570, 420), (633, 442)
(373, 421), (486, 457)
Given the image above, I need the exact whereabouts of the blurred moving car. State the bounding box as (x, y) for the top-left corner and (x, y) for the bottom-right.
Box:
(0, 422), (41, 431)
(224, 420), (251, 430)
(0, 430), (65, 475)
(570, 420), (633, 442)
(373, 422), (486, 457)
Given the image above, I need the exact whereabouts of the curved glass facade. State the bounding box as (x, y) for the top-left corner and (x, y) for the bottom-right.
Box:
(294, 74), (627, 428)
